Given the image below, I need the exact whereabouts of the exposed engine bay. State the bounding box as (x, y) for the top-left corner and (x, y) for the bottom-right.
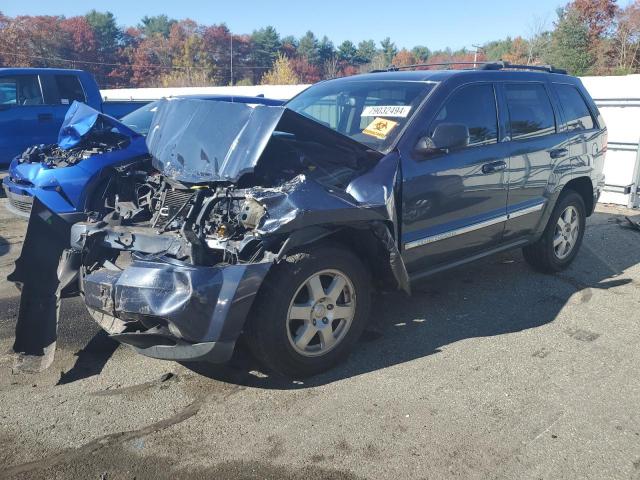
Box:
(94, 129), (378, 268)
(84, 98), (385, 270)
(19, 129), (131, 168)
(16, 100), (139, 169)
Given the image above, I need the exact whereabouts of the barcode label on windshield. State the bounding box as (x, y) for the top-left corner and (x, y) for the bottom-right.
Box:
(362, 105), (411, 118)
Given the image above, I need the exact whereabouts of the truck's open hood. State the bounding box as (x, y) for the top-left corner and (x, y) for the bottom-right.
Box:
(146, 98), (377, 185)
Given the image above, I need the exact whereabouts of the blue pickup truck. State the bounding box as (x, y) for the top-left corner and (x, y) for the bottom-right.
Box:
(0, 68), (148, 166)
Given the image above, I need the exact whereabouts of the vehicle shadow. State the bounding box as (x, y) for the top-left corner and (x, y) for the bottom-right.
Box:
(57, 330), (119, 385)
(185, 209), (640, 389)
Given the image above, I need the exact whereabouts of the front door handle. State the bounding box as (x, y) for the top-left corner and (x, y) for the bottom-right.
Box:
(38, 113), (53, 122)
(549, 148), (568, 159)
(482, 160), (507, 174)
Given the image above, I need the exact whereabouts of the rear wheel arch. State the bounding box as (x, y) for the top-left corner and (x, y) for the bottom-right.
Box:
(562, 176), (594, 216)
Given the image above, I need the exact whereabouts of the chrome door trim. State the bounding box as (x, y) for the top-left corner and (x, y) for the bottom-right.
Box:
(404, 202), (545, 250)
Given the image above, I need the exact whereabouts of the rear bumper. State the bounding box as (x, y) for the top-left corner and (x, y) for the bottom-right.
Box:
(80, 253), (272, 363)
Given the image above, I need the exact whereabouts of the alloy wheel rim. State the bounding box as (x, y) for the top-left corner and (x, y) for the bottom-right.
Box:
(553, 206), (580, 260)
(286, 269), (356, 358)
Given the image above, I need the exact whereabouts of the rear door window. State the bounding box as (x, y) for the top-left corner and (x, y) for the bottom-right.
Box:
(429, 83), (498, 147)
(504, 83), (556, 140)
(554, 83), (595, 131)
(54, 75), (86, 104)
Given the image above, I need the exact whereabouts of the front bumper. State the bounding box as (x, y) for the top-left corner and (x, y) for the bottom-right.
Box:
(2, 177), (34, 218)
(80, 251), (272, 363)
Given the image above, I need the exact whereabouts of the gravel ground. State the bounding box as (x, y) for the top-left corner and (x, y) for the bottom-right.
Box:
(0, 197), (639, 480)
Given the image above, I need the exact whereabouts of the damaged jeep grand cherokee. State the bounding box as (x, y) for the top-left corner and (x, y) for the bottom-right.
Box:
(12, 64), (606, 377)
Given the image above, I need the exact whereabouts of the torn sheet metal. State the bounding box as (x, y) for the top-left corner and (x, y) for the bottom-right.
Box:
(58, 101), (139, 150)
(247, 152), (410, 293)
(9, 198), (80, 372)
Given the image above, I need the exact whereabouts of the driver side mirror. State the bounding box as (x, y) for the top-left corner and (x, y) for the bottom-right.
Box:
(414, 123), (470, 157)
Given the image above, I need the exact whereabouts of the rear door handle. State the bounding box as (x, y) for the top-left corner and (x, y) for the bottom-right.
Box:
(482, 160), (507, 174)
(38, 113), (53, 122)
(549, 148), (568, 159)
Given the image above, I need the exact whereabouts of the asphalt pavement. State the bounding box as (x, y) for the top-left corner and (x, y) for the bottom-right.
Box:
(0, 198), (639, 480)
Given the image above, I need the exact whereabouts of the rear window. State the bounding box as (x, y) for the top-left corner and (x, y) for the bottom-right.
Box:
(554, 83), (595, 131)
(54, 75), (86, 104)
(505, 83), (556, 140)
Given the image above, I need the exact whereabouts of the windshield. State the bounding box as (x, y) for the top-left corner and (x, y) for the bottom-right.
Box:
(286, 80), (436, 152)
(121, 100), (160, 136)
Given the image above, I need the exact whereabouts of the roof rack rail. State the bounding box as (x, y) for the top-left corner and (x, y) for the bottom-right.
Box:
(480, 61), (567, 74)
(371, 60), (567, 75)
(374, 62), (486, 72)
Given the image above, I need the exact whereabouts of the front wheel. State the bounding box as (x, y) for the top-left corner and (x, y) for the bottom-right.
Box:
(245, 244), (371, 377)
(523, 190), (586, 273)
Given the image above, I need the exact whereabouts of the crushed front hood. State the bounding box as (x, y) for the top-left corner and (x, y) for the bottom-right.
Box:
(146, 98), (378, 184)
(58, 101), (140, 150)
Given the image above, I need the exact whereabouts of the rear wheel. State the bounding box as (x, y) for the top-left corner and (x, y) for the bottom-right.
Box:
(523, 190), (586, 273)
(245, 244), (371, 377)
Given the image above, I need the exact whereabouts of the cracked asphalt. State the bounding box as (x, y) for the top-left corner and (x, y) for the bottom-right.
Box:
(0, 196), (639, 480)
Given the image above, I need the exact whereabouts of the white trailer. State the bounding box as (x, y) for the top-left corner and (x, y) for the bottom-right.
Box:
(581, 75), (640, 208)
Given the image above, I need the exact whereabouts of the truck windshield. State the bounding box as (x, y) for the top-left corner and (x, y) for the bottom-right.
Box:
(286, 80), (436, 152)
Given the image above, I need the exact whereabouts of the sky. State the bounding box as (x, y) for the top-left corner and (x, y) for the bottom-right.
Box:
(2, 0), (635, 51)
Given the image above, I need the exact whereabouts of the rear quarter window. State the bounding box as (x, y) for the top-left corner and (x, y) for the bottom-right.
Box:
(505, 83), (556, 140)
(554, 83), (595, 131)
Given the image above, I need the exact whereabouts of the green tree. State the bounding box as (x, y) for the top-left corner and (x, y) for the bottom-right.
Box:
(337, 40), (357, 63)
(356, 39), (377, 63)
(484, 38), (515, 60)
(84, 10), (121, 85)
(548, 7), (594, 75)
(380, 37), (398, 64)
(138, 14), (176, 38)
(250, 26), (281, 82)
(411, 45), (431, 62)
(318, 35), (335, 65)
(85, 10), (120, 52)
(281, 35), (298, 49)
(298, 31), (319, 65)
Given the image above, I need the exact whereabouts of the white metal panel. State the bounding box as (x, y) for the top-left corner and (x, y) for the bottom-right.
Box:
(581, 75), (640, 208)
(100, 84), (311, 102)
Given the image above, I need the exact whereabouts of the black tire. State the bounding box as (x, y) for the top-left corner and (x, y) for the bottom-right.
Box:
(523, 190), (586, 273)
(245, 244), (371, 378)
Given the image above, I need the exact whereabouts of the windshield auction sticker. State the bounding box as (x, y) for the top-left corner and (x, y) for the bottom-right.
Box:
(363, 117), (399, 139)
(362, 105), (411, 118)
